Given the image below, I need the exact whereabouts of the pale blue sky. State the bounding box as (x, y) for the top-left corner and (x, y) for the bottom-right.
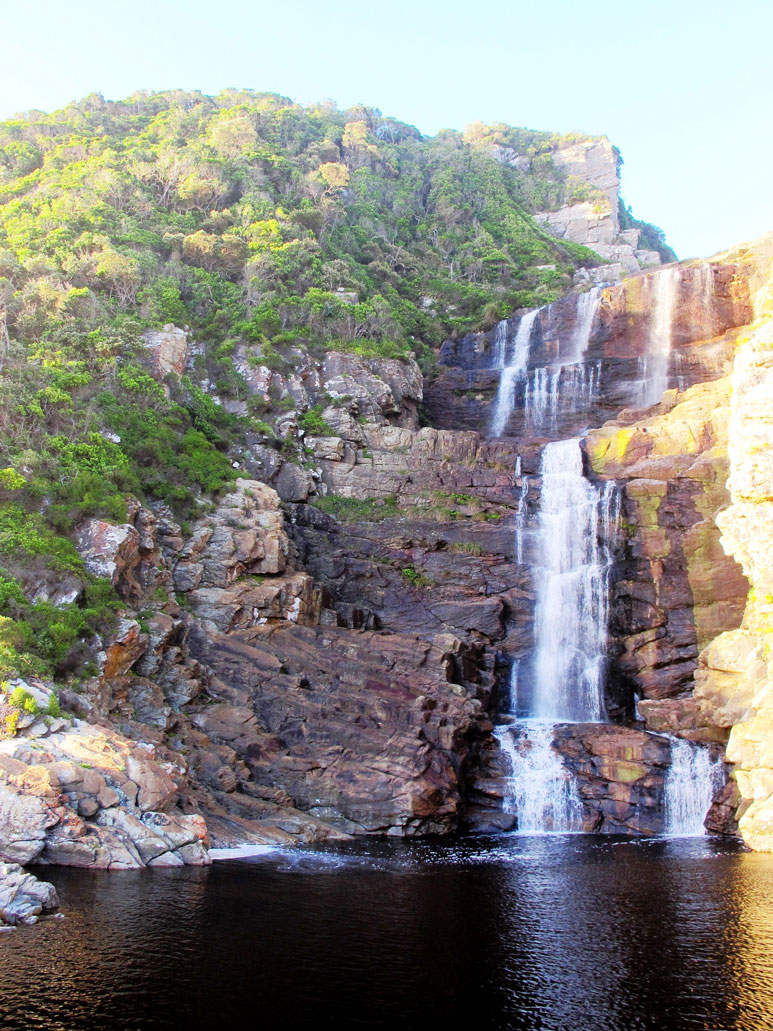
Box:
(2, 0), (771, 259)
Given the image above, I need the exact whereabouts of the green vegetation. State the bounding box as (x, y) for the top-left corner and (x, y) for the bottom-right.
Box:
(0, 88), (672, 680)
(312, 493), (402, 522)
(297, 405), (335, 436)
(0, 571), (120, 678)
(0, 683), (60, 737)
(449, 540), (484, 555)
(401, 566), (432, 588)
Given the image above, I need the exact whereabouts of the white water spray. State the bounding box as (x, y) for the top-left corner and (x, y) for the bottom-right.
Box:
(496, 721), (585, 833)
(639, 267), (680, 406)
(664, 738), (725, 836)
(490, 309), (540, 436)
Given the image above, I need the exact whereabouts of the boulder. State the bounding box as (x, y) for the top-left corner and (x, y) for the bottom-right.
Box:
(0, 862), (59, 927)
(141, 325), (189, 379)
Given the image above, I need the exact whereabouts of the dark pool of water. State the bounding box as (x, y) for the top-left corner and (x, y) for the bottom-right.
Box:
(2, 835), (773, 1031)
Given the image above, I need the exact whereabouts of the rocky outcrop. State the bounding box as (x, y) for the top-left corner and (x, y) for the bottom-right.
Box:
(533, 138), (660, 277)
(169, 479), (322, 633)
(0, 680), (209, 869)
(141, 324), (189, 380)
(0, 863), (59, 928)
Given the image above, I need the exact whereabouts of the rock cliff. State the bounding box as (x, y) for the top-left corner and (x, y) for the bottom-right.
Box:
(689, 236), (773, 849)
(2, 97), (773, 866)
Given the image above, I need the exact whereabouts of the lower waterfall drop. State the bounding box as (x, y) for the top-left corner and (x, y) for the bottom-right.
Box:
(664, 738), (725, 836)
(495, 721), (584, 833)
(532, 439), (617, 722)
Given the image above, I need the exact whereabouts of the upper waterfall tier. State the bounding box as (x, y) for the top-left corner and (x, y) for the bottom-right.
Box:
(426, 262), (752, 440)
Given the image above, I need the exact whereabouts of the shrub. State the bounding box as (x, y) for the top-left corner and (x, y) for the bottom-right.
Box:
(298, 405), (334, 436)
(401, 566), (431, 588)
(0, 468), (26, 491)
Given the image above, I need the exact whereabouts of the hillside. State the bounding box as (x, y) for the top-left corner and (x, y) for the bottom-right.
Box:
(0, 88), (669, 680)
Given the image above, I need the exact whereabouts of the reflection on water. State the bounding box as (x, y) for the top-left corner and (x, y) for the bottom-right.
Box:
(2, 836), (773, 1030)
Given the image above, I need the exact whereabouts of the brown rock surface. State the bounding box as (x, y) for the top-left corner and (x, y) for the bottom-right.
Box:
(141, 324), (189, 379)
(587, 376), (749, 703)
(188, 622), (492, 836)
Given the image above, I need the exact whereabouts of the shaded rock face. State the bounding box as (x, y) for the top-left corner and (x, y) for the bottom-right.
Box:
(188, 623), (492, 836)
(288, 429), (525, 644)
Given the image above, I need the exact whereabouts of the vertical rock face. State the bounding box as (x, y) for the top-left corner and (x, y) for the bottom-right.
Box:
(586, 377), (750, 706)
(694, 242), (773, 848)
(532, 138), (660, 276)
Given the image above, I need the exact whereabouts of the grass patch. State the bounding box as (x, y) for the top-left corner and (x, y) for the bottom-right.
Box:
(312, 493), (402, 522)
(449, 541), (484, 555)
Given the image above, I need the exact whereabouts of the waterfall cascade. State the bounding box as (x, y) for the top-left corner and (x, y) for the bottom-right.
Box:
(635, 265), (718, 407)
(495, 722), (585, 832)
(492, 275), (723, 836)
(490, 309), (540, 436)
(664, 738), (725, 836)
(532, 440), (618, 722)
(490, 288), (602, 437)
(638, 266), (679, 406)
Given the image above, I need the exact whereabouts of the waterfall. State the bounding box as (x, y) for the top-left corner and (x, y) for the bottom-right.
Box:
(524, 288), (601, 434)
(491, 317), (510, 370)
(490, 289), (602, 438)
(495, 722), (585, 833)
(514, 474), (529, 565)
(639, 266), (679, 406)
(487, 264), (728, 837)
(490, 309), (540, 436)
(664, 738), (725, 836)
(495, 437), (618, 833)
(532, 439), (617, 722)
(568, 287), (602, 363)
